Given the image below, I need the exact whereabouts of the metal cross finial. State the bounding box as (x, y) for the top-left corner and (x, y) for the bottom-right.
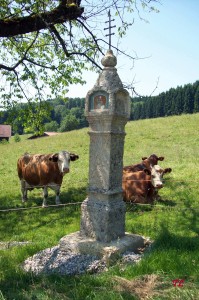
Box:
(104, 10), (116, 50)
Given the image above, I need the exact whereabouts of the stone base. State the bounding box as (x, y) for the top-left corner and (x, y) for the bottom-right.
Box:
(80, 196), (126, 242)
(59, 231), (145, 264)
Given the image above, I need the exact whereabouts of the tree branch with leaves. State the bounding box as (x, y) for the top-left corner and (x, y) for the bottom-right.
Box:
(0, 0), (159, 134)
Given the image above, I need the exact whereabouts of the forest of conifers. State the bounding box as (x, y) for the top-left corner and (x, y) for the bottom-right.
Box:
(1, 80), (199, 135)
(131, 80), (199, 120)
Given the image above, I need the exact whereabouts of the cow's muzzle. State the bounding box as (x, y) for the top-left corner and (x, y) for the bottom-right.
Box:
(62, 167), (69, 174)
(156, 183), (163, 189)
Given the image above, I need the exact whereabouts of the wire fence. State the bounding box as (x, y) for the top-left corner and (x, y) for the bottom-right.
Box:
(0, 202), (83, 213)
(1, 184), (198, 251)
(0, 177), (199, 192)
(0, 197), (198, 213)
(126, 202), (199, 211)
(0, 176), (199, 213)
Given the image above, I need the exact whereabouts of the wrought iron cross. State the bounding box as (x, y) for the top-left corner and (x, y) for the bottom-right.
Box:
(104, 10), (116, 50)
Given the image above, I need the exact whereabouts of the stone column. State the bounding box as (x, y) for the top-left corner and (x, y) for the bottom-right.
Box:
(80, 50), (130, 242)
(59, 50), (145, 258)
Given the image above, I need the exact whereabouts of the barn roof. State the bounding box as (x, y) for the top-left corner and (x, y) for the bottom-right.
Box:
(0, 125), (11, 137)
(28, 132), (59, 139)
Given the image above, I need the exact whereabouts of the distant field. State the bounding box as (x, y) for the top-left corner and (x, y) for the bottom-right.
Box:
(0, 113), (199, 300)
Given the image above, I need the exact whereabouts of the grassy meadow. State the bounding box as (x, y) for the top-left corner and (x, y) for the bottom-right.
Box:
(0, 113), (199, 299)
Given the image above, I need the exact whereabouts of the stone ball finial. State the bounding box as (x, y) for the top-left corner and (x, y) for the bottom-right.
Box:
(101, 50), (117, 67)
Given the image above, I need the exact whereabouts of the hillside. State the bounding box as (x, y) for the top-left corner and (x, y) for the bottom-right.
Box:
(1, 112), (199, 206)
(1, 80), (199, 135)
(1, 113), (199, 208)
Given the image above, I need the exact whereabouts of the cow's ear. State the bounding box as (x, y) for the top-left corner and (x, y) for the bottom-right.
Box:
(158, 156), (164, 161)
(49, 153), (58, 162)
(70, 153), (79, 161)
(164, 168), (172, 174)
(143, 168), (151, 175)
(142, 157), (147, 161)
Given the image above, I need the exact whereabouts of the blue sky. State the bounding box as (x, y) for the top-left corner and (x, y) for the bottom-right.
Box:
(67, 0), (199, 98)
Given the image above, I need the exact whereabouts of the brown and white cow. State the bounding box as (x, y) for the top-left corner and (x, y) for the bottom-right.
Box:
(123, 154), (165, 173)
(17, 151), (79, 207)
(122, 165), (172, 204)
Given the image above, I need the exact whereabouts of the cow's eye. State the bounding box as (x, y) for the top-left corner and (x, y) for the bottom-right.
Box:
(152, 175), (156, 178)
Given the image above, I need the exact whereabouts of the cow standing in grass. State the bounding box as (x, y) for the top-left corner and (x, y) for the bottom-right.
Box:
(17, 150), (79, 207)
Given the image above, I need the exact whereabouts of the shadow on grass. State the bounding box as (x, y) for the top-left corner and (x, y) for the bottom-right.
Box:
(126, 197), (177, 214)
(0, 206), (81, 241)
(153, 224), (199, 252)
(0, 186), (87, 240)
(0, 269), (126, 300)
(177, 200), (199, 236)
(156, 198), (177, 206)
(0, 186), (87, 209)
(0, 247), (124, 300)
(27, 186), (87, 207)
(0, 267), (80, 300)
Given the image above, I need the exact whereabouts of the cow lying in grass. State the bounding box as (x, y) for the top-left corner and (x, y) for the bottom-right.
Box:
(123, 154), (165, 173)
(122, 164), (172, 204)
(17, 150), (79, 207)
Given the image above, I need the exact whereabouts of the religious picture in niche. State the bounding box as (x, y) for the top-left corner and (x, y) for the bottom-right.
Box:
(94, 95), (106, 110)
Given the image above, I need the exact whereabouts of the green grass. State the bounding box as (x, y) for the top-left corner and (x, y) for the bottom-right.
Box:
(0, 113), (199, 299)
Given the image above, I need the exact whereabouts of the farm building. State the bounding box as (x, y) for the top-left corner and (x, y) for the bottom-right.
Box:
(28, 132), (59, 139)
(0, 125), (11, 141)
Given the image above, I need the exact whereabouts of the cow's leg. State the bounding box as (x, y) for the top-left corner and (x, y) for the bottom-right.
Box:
(49, 185), (61, 205)
(54, 186), (61, 205)
(48, 184), (61, 205)
(55, 188), (61, 205)
(21, 180), (28, 202)
(42, 186), (48, 207)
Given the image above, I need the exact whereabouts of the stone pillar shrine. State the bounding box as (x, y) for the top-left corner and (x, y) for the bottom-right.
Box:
(81, 49), (129, 242)
(60, 50), (144, 260)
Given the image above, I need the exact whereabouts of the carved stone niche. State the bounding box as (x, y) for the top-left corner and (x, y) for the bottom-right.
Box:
(86, 89), (130, 119)
(85, 50), (130, 120)
(88, 90), (109, 111)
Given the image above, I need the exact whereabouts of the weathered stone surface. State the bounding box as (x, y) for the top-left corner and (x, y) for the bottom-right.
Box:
(80, 49), (131, 242)
(22, 245), (107, 275)
(59, 231), (145, 263)
(85, 51), (130, 118)
(88, 132), (125, 193)
(22, 235), (151, 275)
(22, 243), (146, 275)
(101, 49), (117, 67)
(80, 197), (125, 242)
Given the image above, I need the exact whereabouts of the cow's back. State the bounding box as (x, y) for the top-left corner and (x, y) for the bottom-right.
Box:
(123, 154), (164, 173)
(123, 159), (151, 173)
(123, 163), (146, 173)
(122, 170), (153, 203)
(17, 153), (32, 180)
(17, 154), (63, 186)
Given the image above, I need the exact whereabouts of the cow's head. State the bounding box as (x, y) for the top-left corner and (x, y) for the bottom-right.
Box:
(49, 150), (79, 174)
(145, 165), (172, 189)
(142, 154), (164, 167)
(143, 164), (164, 189)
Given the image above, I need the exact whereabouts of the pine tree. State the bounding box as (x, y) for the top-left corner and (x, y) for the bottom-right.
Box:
(183, 84), (194, 114)
(194, 86), (199, 112)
